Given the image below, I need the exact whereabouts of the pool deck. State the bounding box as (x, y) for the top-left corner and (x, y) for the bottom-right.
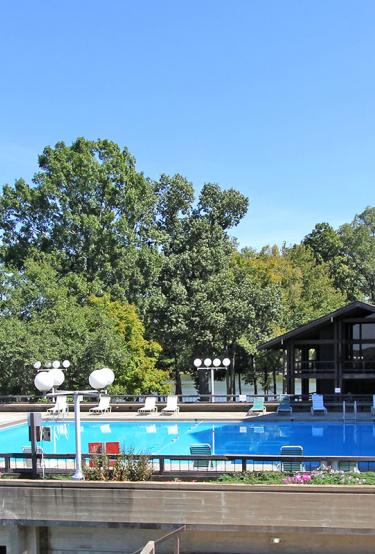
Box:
(1, 409), (374, 427)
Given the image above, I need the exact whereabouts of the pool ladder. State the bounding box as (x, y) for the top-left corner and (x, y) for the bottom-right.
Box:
(342, 400), (357, 421)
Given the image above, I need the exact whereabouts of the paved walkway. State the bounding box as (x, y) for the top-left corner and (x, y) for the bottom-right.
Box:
(0, 409), (374, 426)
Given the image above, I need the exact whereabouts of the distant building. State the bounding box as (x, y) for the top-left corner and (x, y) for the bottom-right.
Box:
(259, 301), (375, 395)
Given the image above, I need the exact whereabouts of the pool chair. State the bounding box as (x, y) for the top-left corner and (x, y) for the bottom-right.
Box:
(161, 395), (180, 415)
(280, 445), (304, 472)
(190, 444), (212, 469)
(138, 397), (158, 414)
(337, 460), (359, 473)
(46, 395), (69, 416)
(89, 395), (112, 415)
(311, 394), (327, 415)
(277, 395), (292, 416)
(248, 397), (266, 415)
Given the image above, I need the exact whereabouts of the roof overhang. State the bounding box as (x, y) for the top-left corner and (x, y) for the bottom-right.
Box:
(258, 301), (375, 351)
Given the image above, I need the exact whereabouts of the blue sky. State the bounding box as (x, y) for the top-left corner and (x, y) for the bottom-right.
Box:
(0, 1), (374, 248)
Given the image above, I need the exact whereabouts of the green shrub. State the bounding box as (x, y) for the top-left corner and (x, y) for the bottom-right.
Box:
(84, 449), (152, 482)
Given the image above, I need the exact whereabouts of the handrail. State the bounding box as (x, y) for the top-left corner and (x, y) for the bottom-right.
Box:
(0, 392), (374, 404)
(131, 525), (186, 554)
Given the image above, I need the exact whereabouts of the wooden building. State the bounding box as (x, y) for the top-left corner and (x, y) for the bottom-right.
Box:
(258, 301), (375, 395)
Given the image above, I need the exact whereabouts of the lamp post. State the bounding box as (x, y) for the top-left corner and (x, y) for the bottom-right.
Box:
(34, 364), (114, 480)
(193, 357), (231, 402)
(34, 360), (70, 396)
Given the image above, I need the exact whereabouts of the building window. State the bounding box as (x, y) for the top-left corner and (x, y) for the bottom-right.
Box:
(346, 323), (375, 341)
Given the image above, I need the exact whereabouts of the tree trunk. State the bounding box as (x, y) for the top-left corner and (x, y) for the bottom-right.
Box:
(238, 371), (242, 394)
(252, 356), (258, 395)
(230, 345), (236, 400)
(174, 353), (182, 395)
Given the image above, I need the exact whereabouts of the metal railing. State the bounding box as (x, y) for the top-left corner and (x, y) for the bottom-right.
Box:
(2, 452), (375, 477)
(0, 392), (374, 406)
(131, 525), (186, 554)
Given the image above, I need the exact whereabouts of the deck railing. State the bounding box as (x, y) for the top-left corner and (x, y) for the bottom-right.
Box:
(2, 452), (375, 477)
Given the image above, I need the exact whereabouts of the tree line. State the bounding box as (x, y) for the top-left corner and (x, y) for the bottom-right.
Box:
(0, 138), (373, 394)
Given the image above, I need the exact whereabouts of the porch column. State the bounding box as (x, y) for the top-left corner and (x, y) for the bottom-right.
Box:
(286, 340), (295, 394)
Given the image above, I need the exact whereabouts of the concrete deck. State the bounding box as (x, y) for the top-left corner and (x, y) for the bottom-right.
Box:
(0, 409), (373, 428)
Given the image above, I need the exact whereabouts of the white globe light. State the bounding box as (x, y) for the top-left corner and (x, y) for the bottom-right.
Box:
(33, 361), (42, 370)
(193, 359), (202, 368)
(50, 368), (65, 387)
(62, 360), (70, 368)
(34, 371), (54, 392)
(89, 369), (109, 390)
(222, 358), (231, 367)
(101, 367), (115, 386)
(213, 358), (221, 367)
(52, 360), (60, 369)
(203, 358), (212, 367)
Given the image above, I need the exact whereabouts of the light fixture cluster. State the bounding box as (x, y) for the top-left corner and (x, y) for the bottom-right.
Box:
(33, 361), (114, 393)
(34, 360), (70, 392)
(89, 367), (115, 390)
(193, 357), (231, 368)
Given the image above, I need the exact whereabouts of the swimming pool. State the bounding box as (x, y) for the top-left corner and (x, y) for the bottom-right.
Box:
(2, 420), (375, 456)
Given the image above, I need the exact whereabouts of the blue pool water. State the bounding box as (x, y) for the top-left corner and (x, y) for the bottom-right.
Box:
(1, 420), (375, 456)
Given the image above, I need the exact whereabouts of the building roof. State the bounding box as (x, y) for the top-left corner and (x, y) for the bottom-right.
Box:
(258, 301), (375, 350)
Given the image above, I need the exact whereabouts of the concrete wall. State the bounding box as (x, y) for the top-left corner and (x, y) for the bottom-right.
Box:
(1, 481), (375, 553)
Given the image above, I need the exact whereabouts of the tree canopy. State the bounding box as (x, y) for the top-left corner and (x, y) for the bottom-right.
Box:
(0, 137), (372, 395)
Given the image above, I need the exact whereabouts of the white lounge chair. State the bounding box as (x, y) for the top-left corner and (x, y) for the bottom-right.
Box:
(46, 395), (69, 416)
(138, 397), (157, 414)
(311, 394), (327, 415)
(161, 395), (179, 415)
(89, 395), (112, 414)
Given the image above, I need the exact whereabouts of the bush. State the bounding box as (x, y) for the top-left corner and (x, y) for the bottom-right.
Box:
(83, 449), (152, 482)
(218, 470), (375, 486)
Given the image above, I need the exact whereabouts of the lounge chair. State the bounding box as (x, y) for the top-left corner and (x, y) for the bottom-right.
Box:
(311, 394), (327, 415)
(46, 395), (69, 416)
(89, 395), (112, 415)
(277, 395), (292, 415)
(337, 461), (359, 473)
(138, 397), (158, 414)
(280, 445), (304, 472)
(248, 397), (266, 415)
(237, 394), (248, 402)
(161, 395), (179, 415)
(190, 444), (212, 469)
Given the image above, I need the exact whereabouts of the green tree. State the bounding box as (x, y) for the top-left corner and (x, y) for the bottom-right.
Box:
(338, 207), (375, 302)
(303, 222), (360, 299)
(148, 177), (249, 394)
(0, 138), (160, 304)
(0, 259), (169, 394)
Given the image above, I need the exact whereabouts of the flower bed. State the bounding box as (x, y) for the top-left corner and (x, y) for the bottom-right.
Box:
(218, 470), (375, 485)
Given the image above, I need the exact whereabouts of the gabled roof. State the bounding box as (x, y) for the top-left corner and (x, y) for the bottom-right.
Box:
(258, 301), (375, 350)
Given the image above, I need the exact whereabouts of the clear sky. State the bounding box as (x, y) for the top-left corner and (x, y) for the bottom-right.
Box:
(0, 1), (374, 248)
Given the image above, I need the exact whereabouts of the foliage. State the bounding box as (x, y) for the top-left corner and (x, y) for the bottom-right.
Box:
(147, 176), (250, 393)
(235, 243), (346, 333)
(0, 138), (160, 304)
(90, 296), (170, 394)
(218, 470), (375, 485)
(83, 449), (153, 482)
(0, 258), (169, 394)
(303, 207), (375, 302)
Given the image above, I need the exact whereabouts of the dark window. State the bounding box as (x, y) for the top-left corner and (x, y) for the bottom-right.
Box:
(362, 324), (375, 341)
(362, 344), (375, 361)
(0, 547), (6, 553)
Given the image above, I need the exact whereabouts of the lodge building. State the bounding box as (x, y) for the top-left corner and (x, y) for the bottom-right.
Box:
(259, 301), (375, 395)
